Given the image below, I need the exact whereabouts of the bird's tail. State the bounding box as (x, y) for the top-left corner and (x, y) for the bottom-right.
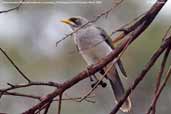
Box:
(105, 64), (132, 112)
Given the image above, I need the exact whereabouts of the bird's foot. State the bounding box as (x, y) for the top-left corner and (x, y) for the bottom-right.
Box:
(91, 81), (107, 88)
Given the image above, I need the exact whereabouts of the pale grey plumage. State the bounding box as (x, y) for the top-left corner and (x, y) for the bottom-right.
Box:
(61, 16), (131, 112)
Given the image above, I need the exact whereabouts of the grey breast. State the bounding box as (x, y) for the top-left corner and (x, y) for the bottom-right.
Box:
(74, 26), (106, 51)
(74, 25), (113, 64)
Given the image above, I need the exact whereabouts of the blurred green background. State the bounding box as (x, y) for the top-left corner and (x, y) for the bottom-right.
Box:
(0, 0), (171, 114)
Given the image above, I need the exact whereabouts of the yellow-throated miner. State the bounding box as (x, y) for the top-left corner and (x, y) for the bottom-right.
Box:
(61, 16), (131, 112)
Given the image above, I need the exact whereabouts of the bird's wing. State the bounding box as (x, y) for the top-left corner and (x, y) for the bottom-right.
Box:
(96, 27), (127, 78)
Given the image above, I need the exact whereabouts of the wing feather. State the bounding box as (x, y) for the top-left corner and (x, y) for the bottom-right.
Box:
(96, 27), (127, 77)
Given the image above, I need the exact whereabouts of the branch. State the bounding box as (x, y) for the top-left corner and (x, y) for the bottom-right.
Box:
(43, 100), (53, 114)
(146, 64), (171, 114)
(109, 36), (171, 114)
(0, 90), (41, 100)
(0, 81), (61, 98)
(0, 48), (31, 82)
(154, 26), (171, 94)
(154, 47), (170, 93)
(57, 94), (63, 114)
(150, 26), (171, 114)
(0, 0), (24, 14)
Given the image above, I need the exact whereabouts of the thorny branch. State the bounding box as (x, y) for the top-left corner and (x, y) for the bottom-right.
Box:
(0, 0), (170, 114)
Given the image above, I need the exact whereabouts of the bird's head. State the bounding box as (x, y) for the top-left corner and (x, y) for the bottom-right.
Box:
(61, 16), (90, 30)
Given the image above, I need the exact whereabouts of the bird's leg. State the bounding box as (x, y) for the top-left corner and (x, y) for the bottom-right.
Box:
(91, 74), (107, 88)
(99, 70), (108, 78)
(90, 74), (98, 88)
(89, 76), (94, 82)
(75, 45), (79, 52)
(86, 62), (107, 88)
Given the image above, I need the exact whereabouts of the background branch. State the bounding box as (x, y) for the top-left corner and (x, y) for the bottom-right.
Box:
(109, 36), (171, 114)
(0, 0), (24, 14)
(146, 64), (171, 114)
(0, 48), (31, 82)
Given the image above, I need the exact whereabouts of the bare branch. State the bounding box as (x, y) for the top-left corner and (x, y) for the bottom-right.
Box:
(0, 48), (31, 82)
(57, 94), (63, 114)
(0, 90), (41, 100)
(155, 47), (170, 93)
(0, 81), (61, 98)
(0, 0), (24, 14)
(146, 64), (171, 114)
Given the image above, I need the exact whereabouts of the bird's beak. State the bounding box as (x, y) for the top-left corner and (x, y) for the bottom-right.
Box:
(61, 19), (74, 26)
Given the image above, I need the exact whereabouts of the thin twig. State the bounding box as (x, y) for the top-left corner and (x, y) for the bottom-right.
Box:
(57, 94), (63, 114)
(162, 26), (171, 41)
(151, 47), (170, 114)
(1, 81), (60, 91)
(0, 81), (60, 98)
(146, 65), (171, 114)
(154, 47), (170, 94)
(0, 90), (41, 100)
(0, 0), (24, 14)
(154, 26), (171, 94)
(0, 90), (96, 103)
(0, 48), (31, 82)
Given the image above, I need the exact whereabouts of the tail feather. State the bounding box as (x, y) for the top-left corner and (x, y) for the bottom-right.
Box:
(105, 64), (132, 112)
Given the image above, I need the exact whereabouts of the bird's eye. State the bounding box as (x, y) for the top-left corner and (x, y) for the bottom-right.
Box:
(69, 17), (81, 25)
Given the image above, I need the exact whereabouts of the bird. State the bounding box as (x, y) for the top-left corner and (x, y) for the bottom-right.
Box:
(61, 16), (132, 112)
